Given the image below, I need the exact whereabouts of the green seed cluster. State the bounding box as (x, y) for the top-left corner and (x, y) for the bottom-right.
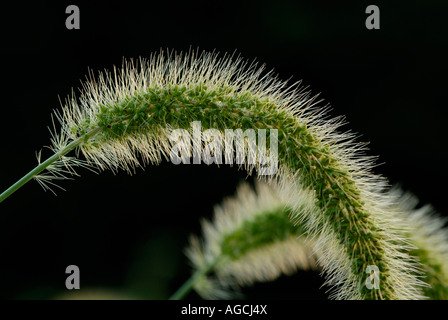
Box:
(220, 207), (300, 260)
(93, 85), (283, 138)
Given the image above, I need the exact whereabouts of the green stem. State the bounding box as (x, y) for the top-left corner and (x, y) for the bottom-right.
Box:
(169, 272), (199, 300)
(0, 128), (100, 204)
(169, 259), (219, 300)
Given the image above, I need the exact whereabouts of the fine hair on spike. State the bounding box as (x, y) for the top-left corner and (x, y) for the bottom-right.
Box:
(0, 49), (446, 300)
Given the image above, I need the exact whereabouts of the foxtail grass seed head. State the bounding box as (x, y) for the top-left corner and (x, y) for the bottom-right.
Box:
(186, 181), (317, 299)
(0, 49), (446, 299)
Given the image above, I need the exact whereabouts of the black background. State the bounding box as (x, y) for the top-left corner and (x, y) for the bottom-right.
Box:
(0, 0), (447, 300)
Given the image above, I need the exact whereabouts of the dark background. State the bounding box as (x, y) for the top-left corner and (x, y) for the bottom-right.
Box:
(0, 0), (446, 299)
